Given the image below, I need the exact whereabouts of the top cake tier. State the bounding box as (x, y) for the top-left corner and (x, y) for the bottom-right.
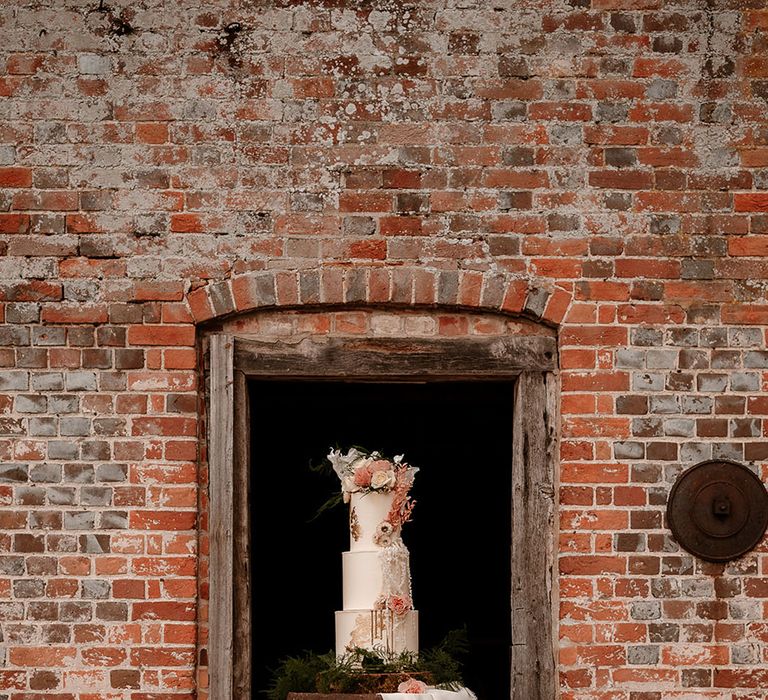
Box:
(349, 491), (398, 552)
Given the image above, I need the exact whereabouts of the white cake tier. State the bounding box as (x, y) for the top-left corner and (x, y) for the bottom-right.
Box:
(335, 609), (418, 657)
(342, 549), (413, 610)
(349, 491), (397, 551)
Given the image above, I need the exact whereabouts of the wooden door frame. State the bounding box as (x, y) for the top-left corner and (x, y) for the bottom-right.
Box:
(207, 331), (559, 699)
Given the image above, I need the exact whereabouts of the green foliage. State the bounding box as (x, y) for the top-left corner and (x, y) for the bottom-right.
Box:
(264, 630), (468, 699)
(265, 650), (336, 700)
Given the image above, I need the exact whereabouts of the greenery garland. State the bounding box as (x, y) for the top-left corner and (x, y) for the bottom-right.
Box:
(265, 629), (468, 699)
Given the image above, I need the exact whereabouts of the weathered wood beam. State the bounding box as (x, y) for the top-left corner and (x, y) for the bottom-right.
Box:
(234, 335), (557, 377)
(209, 335), (235, 699)
(511, 371), (557, 699)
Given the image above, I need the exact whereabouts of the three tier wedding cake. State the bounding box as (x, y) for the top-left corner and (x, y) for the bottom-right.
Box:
(328, 448), (419, 657)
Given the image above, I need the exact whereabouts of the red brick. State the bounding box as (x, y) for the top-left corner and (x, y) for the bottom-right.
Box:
(9, 647), (76, 667)
(0, 213), (30, 233)
(0, 167), (32, 187)
(41, 304), (108, 324)
(128, 325), (196, 347)
(132, 601), (196, 621)
(560, 556), (626, 575)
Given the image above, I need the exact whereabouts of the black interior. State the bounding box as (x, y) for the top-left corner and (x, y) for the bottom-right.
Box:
(250, 379), (514, 699)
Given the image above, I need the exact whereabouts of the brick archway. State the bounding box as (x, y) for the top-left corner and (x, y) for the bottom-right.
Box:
(185, 267), (573, 328)
(198, 299), (561, 700)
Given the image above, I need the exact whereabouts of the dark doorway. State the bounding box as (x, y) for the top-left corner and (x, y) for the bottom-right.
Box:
(249, 380), (514, 699)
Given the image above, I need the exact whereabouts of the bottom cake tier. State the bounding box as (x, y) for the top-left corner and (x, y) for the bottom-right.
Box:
(335, 609), (418, 657)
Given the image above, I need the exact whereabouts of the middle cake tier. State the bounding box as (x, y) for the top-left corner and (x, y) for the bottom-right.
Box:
(343, 550), (393, 610)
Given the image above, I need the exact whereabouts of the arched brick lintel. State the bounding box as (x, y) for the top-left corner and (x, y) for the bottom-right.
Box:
(186, 268), (573, 328)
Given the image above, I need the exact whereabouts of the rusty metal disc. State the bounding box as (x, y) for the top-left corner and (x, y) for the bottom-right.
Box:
(667, 460), (768, 563)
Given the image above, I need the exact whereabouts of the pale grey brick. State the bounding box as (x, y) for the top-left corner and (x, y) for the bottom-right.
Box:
(95, 464), (127, 482)
(31, 372), (64, 391)
(650, 395), (680, 414)
(714, 443), (744, 461)
(666, 327), (698, 346)
(30, 463), (61, 483)
(0, 372), (29, 391)
(729, 600), (762, 620)
(664, 419), (695, 437)
(63, 512), (96, 530)
(628, 645), (659, 665)
(15, 395), (47, 413)
(81, 580), (110, 599)
(681, 442), (712, 463)
(616, 348), (645, 369)
(700, 328), (728, 347)
(697, 374), (727, 392)
(680, 395), (713, 414)
(78, 53), (111, 75)
(48, 395), (79, 413)
(47, 441), (79, 460)
(47, 487), (76, 506)
(729, 328), (762, 347)
(632, 328), (663, 346)
(646, 349), (677, 369)
(0, 557), (24, 576)
(66, 371), (97, 392)
(0, 464), (28, 482)
(730, 373), (759, 391)
(712, 351), (740, 369)
(732, 645), (759, 664)
(6, 303), (40, 324)
(631, 602), (661, 620)
(633, 372), (664, 391)
(28, 417), (57, 437)
(0, 327), (30, 346)
(80, 487), (111, 506)
(614, 441), (644, 459)
(681, 579), (714, 597)
(32, 326), (66, 346)
(0, 144), (15, 165)
(744, 351), (768, 368)
(60, 417), (91, 437)
(99, 511), (128, 529)
(647, 79), (677, 100)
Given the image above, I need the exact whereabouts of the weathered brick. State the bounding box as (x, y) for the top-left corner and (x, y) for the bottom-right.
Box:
(0, 4), (765, 698)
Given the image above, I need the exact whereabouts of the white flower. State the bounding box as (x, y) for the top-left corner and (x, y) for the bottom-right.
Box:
(371, 469), (395, 490)
(328, 447), (365, 481)
(350, 456), (372, 472)
(376, 521), (394, 536)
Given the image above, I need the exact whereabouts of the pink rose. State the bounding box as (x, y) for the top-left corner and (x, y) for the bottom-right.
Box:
(353, 465), (372, 487)
(387, 594), (411, 615)
(369, 459), (391, 473)
(397, 678), (427, 694)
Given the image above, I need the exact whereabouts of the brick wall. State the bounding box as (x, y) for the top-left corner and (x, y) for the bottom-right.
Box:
(1, 0), (768, 697)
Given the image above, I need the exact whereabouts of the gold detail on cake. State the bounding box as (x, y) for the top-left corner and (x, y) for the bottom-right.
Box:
(370, 609), (394, 653)
(350, 506), (361, 541)
(349, 612), (372, 648)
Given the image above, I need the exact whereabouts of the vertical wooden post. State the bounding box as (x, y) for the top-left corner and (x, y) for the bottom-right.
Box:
(511, 371), (557, 699)
(233, 370), (252, 697)
(209, 335), (234, 699)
